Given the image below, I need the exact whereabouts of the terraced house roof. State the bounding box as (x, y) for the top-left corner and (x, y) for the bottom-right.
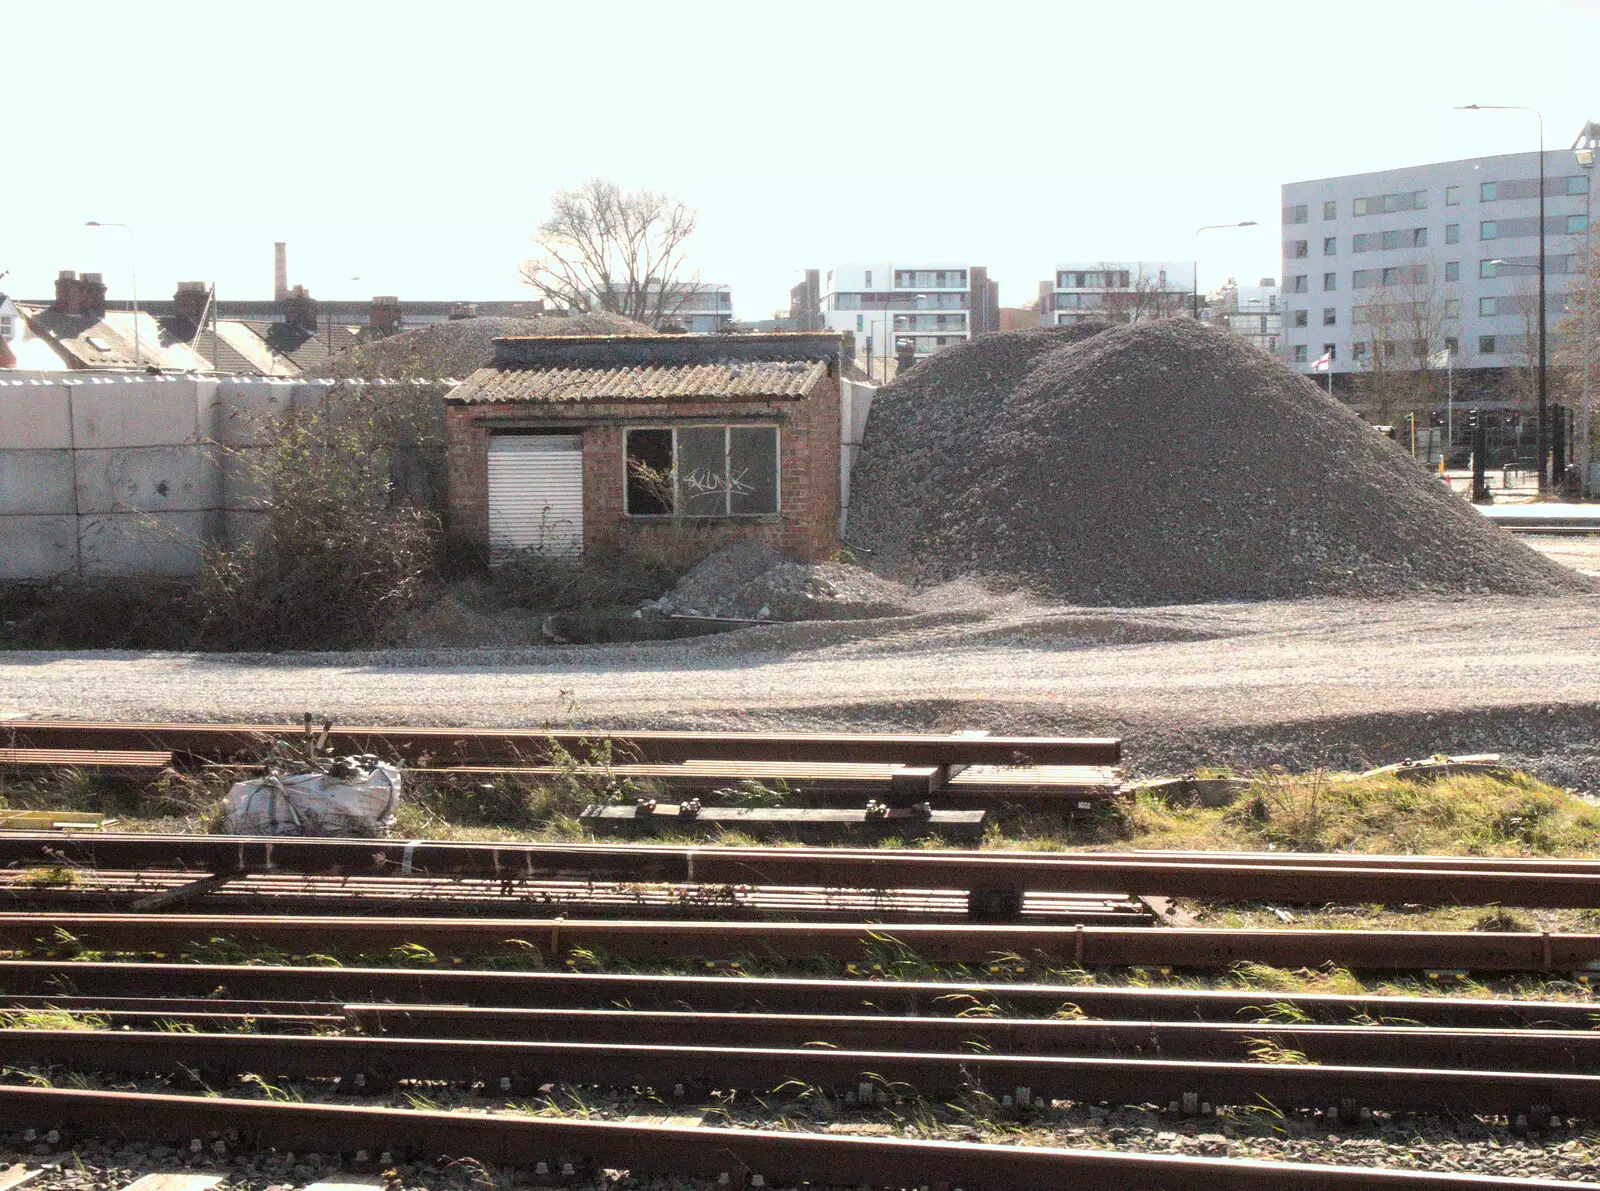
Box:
(449, 358), (828, 404)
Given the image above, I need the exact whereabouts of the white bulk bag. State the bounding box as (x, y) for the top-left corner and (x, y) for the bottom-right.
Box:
(220, 758), (400, 837)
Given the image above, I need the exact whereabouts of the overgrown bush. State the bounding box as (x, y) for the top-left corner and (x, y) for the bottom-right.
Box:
(192, 386), (441, 650)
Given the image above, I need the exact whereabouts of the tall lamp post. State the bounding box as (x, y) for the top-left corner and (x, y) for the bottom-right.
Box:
(1458, 104), (1549, 491)
(1193, 222), (1258, 320)
(1575, 122), (1598, 498)
(85, 221), (140, 369)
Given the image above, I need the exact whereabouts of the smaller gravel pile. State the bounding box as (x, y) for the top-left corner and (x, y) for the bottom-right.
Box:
(644, 542), (914, 621)
(318, 311), (652, 379)
(847, 319), (1591, 604)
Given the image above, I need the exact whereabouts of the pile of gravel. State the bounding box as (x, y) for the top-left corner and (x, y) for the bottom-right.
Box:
(644, 541), (914, 621)
(847, 319), (1593, 604)
(318, 311), (652, 380)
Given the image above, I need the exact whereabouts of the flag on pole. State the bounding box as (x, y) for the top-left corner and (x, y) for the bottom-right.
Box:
(1312, 350), (1334, 372)
(1429, 347), (1452, 368)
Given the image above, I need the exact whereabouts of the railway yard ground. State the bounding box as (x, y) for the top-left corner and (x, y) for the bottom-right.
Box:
(4, 573), (1600, 1189)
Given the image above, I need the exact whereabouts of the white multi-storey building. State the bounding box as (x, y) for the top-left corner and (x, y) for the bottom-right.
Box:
(1212, 277), (1281, 357)
(1039, 262), (1195, 326)
(1280, 151), (1592, 380)
(591, 280), (734, 332)
(818, 262), (999, 376)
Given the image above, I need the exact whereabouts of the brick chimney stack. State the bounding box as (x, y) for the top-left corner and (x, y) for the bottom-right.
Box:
(53, 270), (107, 318)
(370, 295), (403, 334)
(173, 281), (210, 324)
(274, 242), (289, 302)
(281, 284), (318, 333)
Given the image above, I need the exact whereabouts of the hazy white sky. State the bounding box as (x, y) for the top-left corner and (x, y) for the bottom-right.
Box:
(4, 0), (1597, 318)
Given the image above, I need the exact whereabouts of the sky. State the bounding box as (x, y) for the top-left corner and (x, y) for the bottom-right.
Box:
(4, 0), (1599, 319)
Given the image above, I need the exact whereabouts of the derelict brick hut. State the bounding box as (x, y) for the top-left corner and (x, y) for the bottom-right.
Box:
(445, 333), (846, 563)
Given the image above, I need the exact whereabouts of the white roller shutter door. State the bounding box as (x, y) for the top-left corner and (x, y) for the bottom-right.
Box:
(487, 434), (584, 560)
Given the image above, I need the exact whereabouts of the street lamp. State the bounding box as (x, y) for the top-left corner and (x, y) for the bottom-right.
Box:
(1193, 222), (1258, 319)
(1458, 104), (1549, 491)
(1575, 122), (1597, 497)
(85, 221), (140, 369)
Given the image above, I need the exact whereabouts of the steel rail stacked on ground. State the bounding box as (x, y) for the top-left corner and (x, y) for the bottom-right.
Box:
(2, 1086), (1581, 1191)
(10, 832), (1600, 908)
(4, 912), (1600, 970)
(5, 959), (1594, 1028)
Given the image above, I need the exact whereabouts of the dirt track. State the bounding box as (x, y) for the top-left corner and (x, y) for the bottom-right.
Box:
(4, 590), (1599, 786)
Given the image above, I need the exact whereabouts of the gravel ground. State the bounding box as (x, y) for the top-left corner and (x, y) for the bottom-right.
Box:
(846, 320), (1590, 604)
(4, 589), (1599, 784)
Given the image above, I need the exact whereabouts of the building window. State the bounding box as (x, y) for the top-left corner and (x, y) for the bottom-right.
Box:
(1323, 200), (1337, 220)
(1322, 343), (1337, 361)
(1323, 237), (1337, 255)
(1481, 182), (1498, 202)
(1293, 345), (1308, 363)
(1445, 224), (1460, 244)
(1290, 275), (1308, 293)
(624, 425), (779, 518)
(1445, 261), (1459, 282)
(1323, 272), (1337, 291)
(1479, 296), (1498, 317)
(1352, 228), (1428, 253)
(1352, 341), (1368, 359)
(1292, 310), (1309, 327)
(1570, 174), (1591, 195)
(1269, 337), (1278, 353)
(1567, 215), (1589, 234)
(1323, 307), (1336, 325)
(864, 270), (872, 287)
(1284, 204), (1309, 224)
(1481, 220), (1498, 239)
(1445, 298), (1460, 319)
(855, 314), (864, 331)
(1259, 315), (1268, 332)
(1479, 335), (1497, 354)
(1445, 185), (1461, 206)
(1290, 240), (1309, 258)
(1445, 336), (1459, 354)
(1353, 190), (1427, 216)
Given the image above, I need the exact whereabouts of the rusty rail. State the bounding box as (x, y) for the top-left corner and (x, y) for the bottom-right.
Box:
(4, 959), (1593, 1028)
(3, 913), (1598, 970)
(0, 720), (1120, 768)
(1, 1086), (1573, 1191)
(6, 1026), (1599, 1116)
(10, 831), (1600, 907)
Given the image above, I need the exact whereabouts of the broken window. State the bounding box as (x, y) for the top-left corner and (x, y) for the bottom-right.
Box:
(624, 425), (780, 518)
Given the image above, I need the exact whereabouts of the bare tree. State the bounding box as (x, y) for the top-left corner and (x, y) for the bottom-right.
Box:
(520, 179), (700, 327)
(1350, 254), (1453, 430)
(1095, 263), (1187, 324)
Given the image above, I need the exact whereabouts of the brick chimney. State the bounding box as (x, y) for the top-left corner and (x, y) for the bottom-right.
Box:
(274, 242), (289, 302)
(173, 281), (210, 324)
(370, 295), (403, 333)
(54, 270), (107, 318)
(280, 284), (318, 333)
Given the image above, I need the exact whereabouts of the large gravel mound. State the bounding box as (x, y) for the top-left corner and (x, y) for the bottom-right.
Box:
(847, 319), (1592, 604)
(318, 312), (653, 379)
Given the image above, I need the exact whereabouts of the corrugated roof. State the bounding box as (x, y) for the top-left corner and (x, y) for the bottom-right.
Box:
(450, 358), (827, 404)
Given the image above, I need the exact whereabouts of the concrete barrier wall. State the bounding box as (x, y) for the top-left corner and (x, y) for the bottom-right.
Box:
(0, 374), (305, 580)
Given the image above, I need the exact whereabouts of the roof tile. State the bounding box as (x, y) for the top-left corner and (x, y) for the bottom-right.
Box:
(450, 359), (826, 404)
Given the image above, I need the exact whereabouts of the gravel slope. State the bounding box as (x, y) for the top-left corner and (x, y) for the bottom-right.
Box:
(4, 591), (1599, 784)
(847, 321), (1590, 603)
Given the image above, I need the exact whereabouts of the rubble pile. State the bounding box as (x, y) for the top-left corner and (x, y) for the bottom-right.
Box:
(847, 319), (1591, 604)
(643, 541), (914, 621)
(319, 312), (652, 380)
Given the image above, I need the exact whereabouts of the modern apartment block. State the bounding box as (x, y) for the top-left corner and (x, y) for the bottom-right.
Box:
(592, 280), (734, 332)
(816, 263), (1000, 375)
(1280, 151), (1592, 385)
(1037, 262), (1195, 326)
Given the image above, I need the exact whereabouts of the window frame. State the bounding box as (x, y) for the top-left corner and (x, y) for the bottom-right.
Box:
(622, 423), (783, 520)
